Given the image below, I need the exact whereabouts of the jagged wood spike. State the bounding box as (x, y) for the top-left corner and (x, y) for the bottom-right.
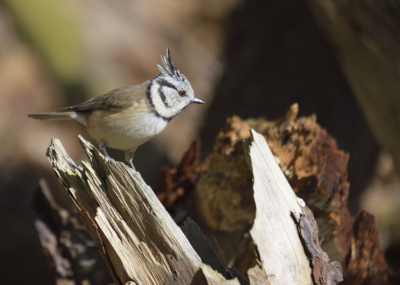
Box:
(46, 136), (239, 285)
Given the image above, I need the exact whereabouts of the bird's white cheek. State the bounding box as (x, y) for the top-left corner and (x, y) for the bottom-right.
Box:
(163, 88), (179, 105)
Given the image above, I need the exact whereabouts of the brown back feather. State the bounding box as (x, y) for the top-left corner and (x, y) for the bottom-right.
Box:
(62, 82), (149, 112)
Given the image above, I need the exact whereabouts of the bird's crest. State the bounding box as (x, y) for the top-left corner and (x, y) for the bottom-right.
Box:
(158, 48), (186, 82)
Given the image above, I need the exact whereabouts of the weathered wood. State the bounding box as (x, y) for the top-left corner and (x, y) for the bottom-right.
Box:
(243, 130), (313, 284)
(342, 211), (389, 285)
(196, 118), (256, 233)
(46, 135), (238, 285)
(244, 129), (342, 284)
(195, 105), (353, 264)
(293, 204), (343, 285)
(186, 105), (389, 283)
(43, 127), (342, 284)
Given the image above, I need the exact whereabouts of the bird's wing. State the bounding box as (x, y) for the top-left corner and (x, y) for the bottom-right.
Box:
(62, 83), (148, 112)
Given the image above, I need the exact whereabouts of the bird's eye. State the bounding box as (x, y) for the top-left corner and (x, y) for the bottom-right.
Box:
(179, 91), (186, 97)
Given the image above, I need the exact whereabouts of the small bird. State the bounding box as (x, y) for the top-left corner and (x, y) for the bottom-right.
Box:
(28, 49), (204, 170)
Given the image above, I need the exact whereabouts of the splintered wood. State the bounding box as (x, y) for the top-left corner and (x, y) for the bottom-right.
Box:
(243, 130), (313, 284)
(45, 123), (343, 284)
(46, 136), (231, 285)
(244, 130), (341, 285)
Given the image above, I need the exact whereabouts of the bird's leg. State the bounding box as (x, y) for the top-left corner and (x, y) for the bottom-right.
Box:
(125, 149), (136, 170)
(99, 139), (110, 159)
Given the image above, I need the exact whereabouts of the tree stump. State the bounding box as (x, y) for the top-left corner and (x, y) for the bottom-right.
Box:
(41, 126), (341, 284)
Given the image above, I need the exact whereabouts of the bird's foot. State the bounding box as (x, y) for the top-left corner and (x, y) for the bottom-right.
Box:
(99, 139), (110, 159)
(101, 147), (111, 159)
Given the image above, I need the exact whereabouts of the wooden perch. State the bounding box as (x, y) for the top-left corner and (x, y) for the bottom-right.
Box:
(44, 126), (342, 284)
(46, 135), (237, 285)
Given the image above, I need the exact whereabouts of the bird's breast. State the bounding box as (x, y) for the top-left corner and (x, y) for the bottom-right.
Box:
(85, 106), (168, 151)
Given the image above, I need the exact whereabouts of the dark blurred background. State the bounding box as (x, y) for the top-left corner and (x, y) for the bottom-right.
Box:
(0, 0), (399, 283)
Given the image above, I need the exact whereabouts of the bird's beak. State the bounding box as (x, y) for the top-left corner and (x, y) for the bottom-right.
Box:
(192, 97), (205, 104)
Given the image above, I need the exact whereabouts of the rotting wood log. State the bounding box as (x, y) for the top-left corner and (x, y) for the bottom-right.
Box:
(342, 211), (389, 285)
(195, 104), (354, 263)
(42, 125), (342, 284)
(156, 104), (392, 283)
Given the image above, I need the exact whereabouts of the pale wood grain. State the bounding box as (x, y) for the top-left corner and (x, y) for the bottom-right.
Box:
(243, 129), (313, 285)
(46, 135), (239, 285)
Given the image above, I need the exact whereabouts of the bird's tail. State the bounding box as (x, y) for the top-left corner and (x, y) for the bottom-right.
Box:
(28, 111), (77, 121)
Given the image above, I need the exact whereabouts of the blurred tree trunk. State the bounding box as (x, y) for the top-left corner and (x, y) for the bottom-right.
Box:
(304, 0), (400, 180)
